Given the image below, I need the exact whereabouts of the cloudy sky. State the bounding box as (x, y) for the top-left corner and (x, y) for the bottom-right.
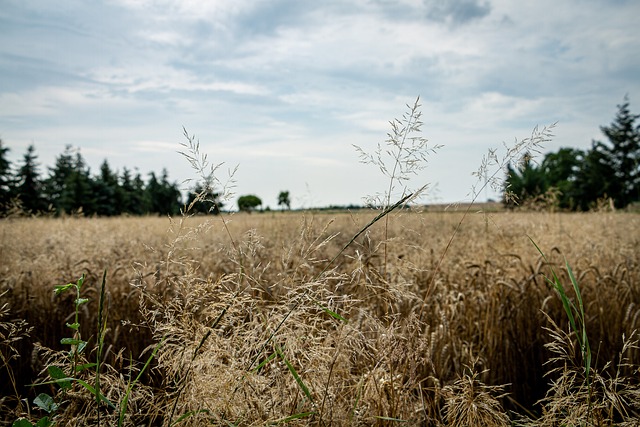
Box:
(1, 0), (639, 208)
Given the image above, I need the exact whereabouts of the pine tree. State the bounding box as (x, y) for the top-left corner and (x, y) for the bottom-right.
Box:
(44, 145), (75, 214)
(62, 151), (94, 215)
(120, 167), (135, 214)
(14, 145), (46, 214)
(573, 143), (616, 210)
(131, 170), (148, 214)
(186, 182), (223, 214)
(0, 139), (14, 214)
(93, 159), (122, 216)
(503, 153), (547, 208)
(158, 168), (182, 215)
(596, 96), (640, 208)
(539, 148), (583, 209)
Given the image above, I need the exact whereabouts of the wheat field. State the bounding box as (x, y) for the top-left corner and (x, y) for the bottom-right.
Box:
(1, 209), (639, 425)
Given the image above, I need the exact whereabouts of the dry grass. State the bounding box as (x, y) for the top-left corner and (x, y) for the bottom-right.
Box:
(1, 210), (639, 425)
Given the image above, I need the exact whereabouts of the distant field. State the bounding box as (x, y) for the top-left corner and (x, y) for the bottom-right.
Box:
(2, 210), (639, 425)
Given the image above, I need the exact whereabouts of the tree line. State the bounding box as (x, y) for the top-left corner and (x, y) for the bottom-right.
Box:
(0, 144), (183, 216)
(0, 142), (295, 217)
(2, 97), (637, 216)
(504, 97), (640, 211)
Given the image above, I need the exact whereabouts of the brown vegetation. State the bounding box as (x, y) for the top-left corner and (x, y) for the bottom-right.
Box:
(1, 210), (639, 425)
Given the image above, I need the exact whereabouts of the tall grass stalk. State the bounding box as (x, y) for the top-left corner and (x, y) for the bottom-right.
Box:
(418, 123), (556, 321)
(243, 191), (414, 377)
(529, 237), (592, 408)
(354, 96), (441, 276)
(95, 270), (107, 426)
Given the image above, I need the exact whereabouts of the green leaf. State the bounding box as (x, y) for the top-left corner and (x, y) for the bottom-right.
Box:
(75, 362), (97, 372)
(47, 365), (66, 380)
(12, 418), (34, 427)
(35, 418), (52, 427)
(75, 297), (89, 306)
(47, 366), (71, 390)
(33, 393), (58, 414)
(60, 338), (85, 346)
(54, 283), (74, 295)
(66, 322), (80, 330)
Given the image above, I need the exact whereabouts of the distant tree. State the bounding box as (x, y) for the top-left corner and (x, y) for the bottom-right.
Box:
(0, 139), (14, 213)
(44, 145), (74, 213)
(93, 159), (122, 216)
(277, 190), (291, 210)
(573, 143), (617, 210)
(238, 194), (262, 213)
(119, 167), (133, 214)
(145, 169), (182, 215)
(159, 169), (182, 215)
(64, 151), (94, 215)
(186, 182), (223, 214)
(145, 172), (161, 214)
(593, 96), (640, 208)
(539, 148), (583, 209)
(131, 170), (148, 214)
(120, 167), (145, 215)
(503, 153), (547, 208)
(14, 145), (46, 214)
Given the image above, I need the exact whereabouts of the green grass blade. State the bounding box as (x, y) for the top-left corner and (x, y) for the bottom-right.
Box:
(96, 270), (108, 425)
(118, 337), (165, 426)
(75, 379), (114, 407)
(566, 261), (584, 321)
(312, 300), (346, 322)
(566, 260), (591, 381)
(251, 351), (277, 373)
(270, 411), (316, 425)
(373, 415), (408, 422)
(170, 409), (211, 426)
(529, 236), (579, 332)
(274, 344), (313, 404)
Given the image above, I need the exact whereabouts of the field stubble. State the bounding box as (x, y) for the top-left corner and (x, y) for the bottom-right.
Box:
(1, 210), (639, 425)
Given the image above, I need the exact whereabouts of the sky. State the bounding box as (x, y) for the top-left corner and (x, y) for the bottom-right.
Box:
(1, 0), (639, 209)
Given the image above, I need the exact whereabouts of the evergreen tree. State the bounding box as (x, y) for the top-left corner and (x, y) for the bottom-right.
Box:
(63, 151), (94, 215)
(573, 143), (616, 210)
(503, 153), (547, 208)
(14, 145), (46, 214)
(539, 148), (583, 209)
(145, 172), (161, 214)
(186, 182), (223, 214)
(44, 145), (75, 214)
(158, 168), (182, 215)
(0, 139), (14, 213)
(145, 170), (181, 215)
(120, 167), (138, 214)
(131, 170), (148, 214)
(595, 96), (640, 208)
(93, 159), (122, 216)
